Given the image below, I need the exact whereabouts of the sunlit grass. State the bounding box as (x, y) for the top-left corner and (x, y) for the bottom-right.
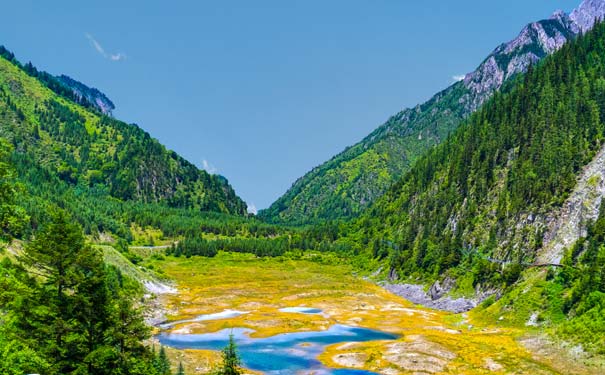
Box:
(150, 252), (586, 374)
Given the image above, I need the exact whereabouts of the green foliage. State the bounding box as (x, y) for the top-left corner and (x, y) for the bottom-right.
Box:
(0, 333), (50, 375)
(0, 48), (247, 216)
(0, 258), (51, 374)
(337, 21), (605, 288)
(169, 235), (289, 258)
(177, 361), (185, 375)
(260, 81), (471, 225)
(550, 203), (605, 352)
(0, 209), (170, 374)
(0, 46), (105, 112)
(0, 139), (29, 238)
(154, 346), (172, 375)
(12, 150), (278, 241)
(167, 220), (358, 259)
(479, 295), (496, 309)
(0, 41), (273, 375)
(212, 334), (242, 375)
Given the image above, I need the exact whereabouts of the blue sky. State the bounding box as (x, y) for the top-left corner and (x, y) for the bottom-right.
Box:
(0, 0), (579, 211)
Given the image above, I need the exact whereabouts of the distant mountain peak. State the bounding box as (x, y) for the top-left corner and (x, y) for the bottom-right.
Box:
(461, 1), (605, 112)
(570, 0), (605, 33)
(55, 74), (115, 116)
(550, 9), (567, 20)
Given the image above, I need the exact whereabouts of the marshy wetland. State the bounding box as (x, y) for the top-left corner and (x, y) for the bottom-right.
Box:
(148, 252), (593, 374)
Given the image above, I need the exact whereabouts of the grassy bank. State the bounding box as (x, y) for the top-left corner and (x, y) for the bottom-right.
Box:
(146, 252), (594, 374)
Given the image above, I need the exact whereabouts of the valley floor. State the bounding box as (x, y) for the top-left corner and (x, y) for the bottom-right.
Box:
(148, 252), (598, 375)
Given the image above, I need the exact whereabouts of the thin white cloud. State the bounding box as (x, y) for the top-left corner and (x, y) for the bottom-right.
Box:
(201, 159), (217, 174)
(85, 33), (105, 55)
(110, 53), (127, 61)
(85, 33), (126, 62)
(247, 203), (258, 215)
(452, 74), (466, 82)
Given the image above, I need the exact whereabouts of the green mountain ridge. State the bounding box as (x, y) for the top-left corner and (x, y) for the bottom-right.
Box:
(2, 2), (605, 372)
(54, 74), (116, 115)
(0, 43), (269, 374)
(333, 20), (605, 352)
(260, 78), (470, 225)
(0, 46), (247, 218)
(260, 2), (597, 225)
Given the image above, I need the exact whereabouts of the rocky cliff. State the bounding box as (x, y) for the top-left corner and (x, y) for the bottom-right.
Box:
(55, 74), (115, 115)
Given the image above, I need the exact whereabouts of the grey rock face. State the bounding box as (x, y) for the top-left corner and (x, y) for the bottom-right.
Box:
(55, 74), (115, 115)
(463, 56), (504, 111)
(570, 0), (605, 33)
(384, 0), (605, 157)
(429, 280), (443, 301)
(461, 7), (586, 112)
(383, 282), (489, 313)
(428, 277), (456, 301)
(538, 144), (605, 265)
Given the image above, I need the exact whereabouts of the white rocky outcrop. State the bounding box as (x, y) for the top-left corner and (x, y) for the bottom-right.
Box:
(538, 145), (605, 265)
(570, 0), (605, 33)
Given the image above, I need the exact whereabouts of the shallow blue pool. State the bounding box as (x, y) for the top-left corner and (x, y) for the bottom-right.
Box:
(279, 306), (323, 314)
(159, 309), (248, 329)
(157, 324), (398, 374)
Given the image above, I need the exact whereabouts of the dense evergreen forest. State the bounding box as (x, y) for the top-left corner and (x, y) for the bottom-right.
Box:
(3, 5), (605, 373)
(0, 47), (247, 216)
(0, 45), (263, 373)
(334, 21), (605, 280)
(317, 21), (605, 347)
(166, 220), (352, 259)
(0, 140), (175, 373)
(260, 7), (584, 226)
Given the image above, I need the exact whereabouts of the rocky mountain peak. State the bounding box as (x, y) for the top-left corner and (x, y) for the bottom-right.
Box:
(461, 0), (605, 112)
(550, 9), (567, 20)
(570, 0), (605, 33)
(551, 9), (580, 34)
(55, 75), (115, 116)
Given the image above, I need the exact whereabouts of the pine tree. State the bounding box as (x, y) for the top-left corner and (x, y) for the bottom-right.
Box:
(16, 208), (157, 374)
(176, 361), (185, 375)
(20, 207), (102, 373)
(0, 139), (28, 238)
(106, 267), (153, 373)
(156, 346), (172, 375)
(220, 334), (242, 375)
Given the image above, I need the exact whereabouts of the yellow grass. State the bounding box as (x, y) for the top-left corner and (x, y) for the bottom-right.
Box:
(151, 252), (586, 374)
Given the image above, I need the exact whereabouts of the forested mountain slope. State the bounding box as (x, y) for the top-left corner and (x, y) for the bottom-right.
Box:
(0, 44), (256, 374)
(335, 20), (605, 351)
(0, 47), (247, 216)
(0, 160), (177, 374)
(54, 74), (115, 115)
(261, 0), (605, 225)
(357, 20), (605, 280)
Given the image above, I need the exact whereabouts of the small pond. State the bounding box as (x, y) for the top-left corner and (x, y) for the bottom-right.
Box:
(159, 309), (248, 329)
(279, 307), (323, 314)
(158, 324), (397, 374)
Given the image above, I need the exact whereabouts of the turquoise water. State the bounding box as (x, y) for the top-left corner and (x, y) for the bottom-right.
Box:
(162, 307), (321, 330)
(157, 324), (398, 374)
(279, 307), (323, 314)
(159, 309), (248, 329)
